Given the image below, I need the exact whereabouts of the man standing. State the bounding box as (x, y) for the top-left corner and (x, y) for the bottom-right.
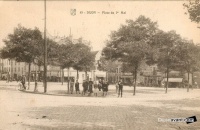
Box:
(118, 78), (123, 97)
(103, 80), (109, 96)
(75, 80), (80, 94)
(98, 79), (102, 91)
(88, 78), (93, 96)
(82, 80), (88, 96)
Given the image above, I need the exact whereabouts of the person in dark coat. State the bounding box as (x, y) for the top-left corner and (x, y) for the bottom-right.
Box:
(82, 80), (86, 95)
(75, 80), (80, 94)
(102, 80), (109, 96)
(88, 78), (93, 96)
(98, 79), (102, 91)
(118, 79), (123, 97)
(102, 80), (107, 96)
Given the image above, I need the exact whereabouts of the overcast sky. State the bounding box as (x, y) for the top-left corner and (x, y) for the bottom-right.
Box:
(0, 1), (200, 51)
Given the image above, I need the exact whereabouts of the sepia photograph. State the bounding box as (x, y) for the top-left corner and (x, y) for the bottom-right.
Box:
(0, 0), (200, 129)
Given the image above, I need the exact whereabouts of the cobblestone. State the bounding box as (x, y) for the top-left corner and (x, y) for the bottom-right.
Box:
(0, 81), (200, 130)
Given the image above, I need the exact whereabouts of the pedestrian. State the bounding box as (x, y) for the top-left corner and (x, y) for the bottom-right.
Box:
(21, 75), (26, 90)
(82, 80), (86, 95)
(75, 80), (80, 94)
(93, 81), (98, 97)
(118, 79), (123, 97)
(102, 80), (108, 97)
(104, 81), (109, 96)
(82, 80), (88, 96)
(88, 78), (93, 96)
(98, 79), (102, 91)
(115, 82), (119, 93)
(70, 78), (75, 94)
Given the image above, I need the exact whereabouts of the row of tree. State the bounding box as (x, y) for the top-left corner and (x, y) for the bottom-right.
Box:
(101, 15), (200, 95)
(0, 24), (95, 93)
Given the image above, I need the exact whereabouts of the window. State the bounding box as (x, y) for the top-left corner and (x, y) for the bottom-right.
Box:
(18, 67), (20, 72)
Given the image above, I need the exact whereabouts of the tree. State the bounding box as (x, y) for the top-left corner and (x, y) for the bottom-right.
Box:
(53, 37), (73, 85)
(57, 43), (74, 93)
(98, 56), (120, 82)
(184, 0), (200, 23)
(72, 43), (94, 80)
(175, 39), (200, 92)
(155, 30), (182, 93)
(103, 15), (159, 95)
(33, 38), (59, 92)
(1, 25), (43, 90)
(76, 49), (95, 80)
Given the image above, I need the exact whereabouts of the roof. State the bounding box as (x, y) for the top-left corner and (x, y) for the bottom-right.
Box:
(163, 78), (183, 83)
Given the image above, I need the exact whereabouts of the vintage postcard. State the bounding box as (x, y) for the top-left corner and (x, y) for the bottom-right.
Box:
(0, 1), (200, 130)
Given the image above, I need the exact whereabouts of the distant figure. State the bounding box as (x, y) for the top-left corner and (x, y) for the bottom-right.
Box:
(98, 79), (102, 91)
(115, 82), (119, 93)
(75, 80), (80, 94)
(88, 78), (93, 96)
(70, 78), (75, 94)
(82, 80), (88, 95)
(102, 80), (109, 97)
(21, 75), (26, 90)
(93, 81), (98, 97)
(118, 79), (123, 97)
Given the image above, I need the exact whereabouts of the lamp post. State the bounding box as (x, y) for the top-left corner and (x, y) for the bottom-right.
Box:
(43, 0), (47, 93)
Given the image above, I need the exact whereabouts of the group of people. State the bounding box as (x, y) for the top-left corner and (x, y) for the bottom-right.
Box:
(69, 78), (109, 97)
(70, 78), (124, 97)
(18, 75), (124, 97)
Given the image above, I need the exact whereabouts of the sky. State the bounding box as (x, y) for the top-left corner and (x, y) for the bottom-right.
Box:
(0, 1), (200, 51)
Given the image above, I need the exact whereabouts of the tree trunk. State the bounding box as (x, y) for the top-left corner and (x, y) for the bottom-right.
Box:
(191, 72), (194, 90)
(165, 66), (169, 93)
(27, 62), (31, 90)
(76, 69), (79, 80)
(34, 65), (38, 92)
(165, 60), (169, 93)
(187, 71), (189, 92)
(38, 65), (41, 82)
(106, 71), (108, 81)
(61, 68), (64, 85)
(67, 67), (70, 93)
(133, 66), (137, 95)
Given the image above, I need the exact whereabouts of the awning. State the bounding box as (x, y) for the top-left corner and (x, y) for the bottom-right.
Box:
(96, 74), (105, 77)
(163, 78), (183, 83)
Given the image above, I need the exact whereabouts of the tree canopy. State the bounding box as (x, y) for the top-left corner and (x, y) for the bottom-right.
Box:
(102, 15), (160, 95)
(1, 24), (43, 63)
(184, 0), (200, 23)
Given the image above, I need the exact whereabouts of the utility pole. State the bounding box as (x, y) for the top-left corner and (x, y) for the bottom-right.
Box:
(44, 0), (47, 93)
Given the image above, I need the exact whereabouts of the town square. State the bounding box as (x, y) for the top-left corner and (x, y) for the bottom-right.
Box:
(1, 1), (200, 130)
